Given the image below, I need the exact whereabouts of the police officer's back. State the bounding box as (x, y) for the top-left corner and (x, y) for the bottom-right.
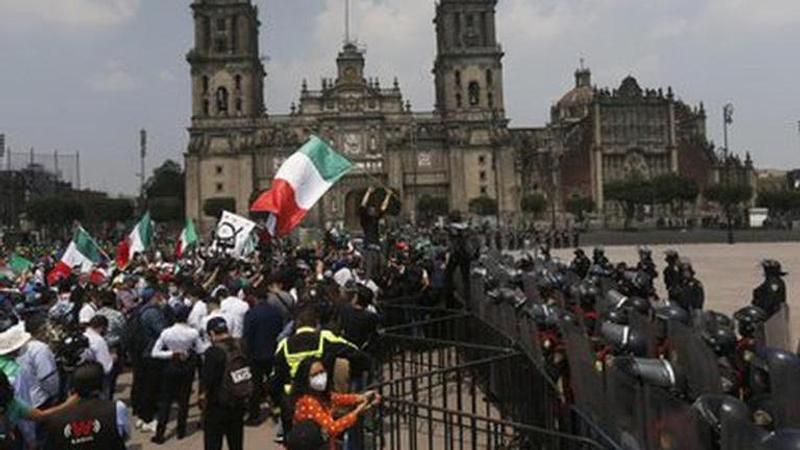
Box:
(752, 260), (787, 318)
(674, 262), (704, 313)
(43, 362), (127, 450)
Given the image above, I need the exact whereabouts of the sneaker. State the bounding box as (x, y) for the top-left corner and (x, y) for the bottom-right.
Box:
(141, 420), (158, 434)
(135, 419), (144, 430)
(150, 436), (166, 445)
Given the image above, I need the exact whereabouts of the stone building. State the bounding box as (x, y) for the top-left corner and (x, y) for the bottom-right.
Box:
(514, 66), (722, 216)
(184, 0), (735, 233)
(185, 0), (518, 233)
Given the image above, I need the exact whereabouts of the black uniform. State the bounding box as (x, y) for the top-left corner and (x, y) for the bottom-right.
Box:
(752, 276), (786, 318)
(663, 264), (681, 299)
(44, 398), (125, 450)
(675, 278), (705, 313)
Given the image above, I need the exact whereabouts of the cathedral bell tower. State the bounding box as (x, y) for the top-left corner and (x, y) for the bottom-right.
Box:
(187, 0), (265, 120)
(433, 0), (505, 121)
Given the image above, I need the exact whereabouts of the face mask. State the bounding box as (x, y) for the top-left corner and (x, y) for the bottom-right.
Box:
(309, 372), (328, 392)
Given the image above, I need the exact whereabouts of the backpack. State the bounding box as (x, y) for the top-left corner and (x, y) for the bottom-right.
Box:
(217, 340), (254, 409)
(125, 304), (155, 360)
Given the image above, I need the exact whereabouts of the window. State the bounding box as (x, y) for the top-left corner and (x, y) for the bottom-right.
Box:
(202, 76), (209, 94)
(235, 75), (242, 91)
(488, 92), (494, 109)
(202, 99), (210, 116)
(215, 165), (223, 175)
(479, 155), (486, 165)
(215, 38), (226, 53)
(203, 17), (212, 52)
(216, 183), (224, 193)
(466, 14), (474, 28)
(480, 170), (487, 181)
(468, 82), (480, 106)
(480, 186), (488, 195)
(486, 69), (493, 86)
(455, 70), (461, 86)
(216, 18), (226, 31)
(235, 98), (243, 113)
(216, 87), (229, 114)
(231, 15), (239, 53)
(456, 93), (462, 108)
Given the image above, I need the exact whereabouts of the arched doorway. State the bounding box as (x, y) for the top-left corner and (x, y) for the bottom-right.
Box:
(344, 189), (367, 231)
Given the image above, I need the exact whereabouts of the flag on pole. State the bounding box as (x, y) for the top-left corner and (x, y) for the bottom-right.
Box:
(48, 227), (105, 285)
(250, 136), (352, 237)
(176, 219), (199, 258)
(116, 212), (153, 268)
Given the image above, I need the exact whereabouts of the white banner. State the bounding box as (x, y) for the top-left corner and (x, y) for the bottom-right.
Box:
(213, 211), (257, 259)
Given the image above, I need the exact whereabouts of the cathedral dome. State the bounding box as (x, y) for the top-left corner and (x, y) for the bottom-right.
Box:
(554, 66), (594, 121)
(557, 85), (594, 108)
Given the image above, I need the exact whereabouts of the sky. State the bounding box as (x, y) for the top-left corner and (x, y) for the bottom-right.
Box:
(1, 0), (799, 196)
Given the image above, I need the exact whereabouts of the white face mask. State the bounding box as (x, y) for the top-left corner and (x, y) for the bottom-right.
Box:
(309, 372), (328, 392)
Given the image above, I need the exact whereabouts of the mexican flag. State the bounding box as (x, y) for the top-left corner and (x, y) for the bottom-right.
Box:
(250, 136), (352, 237)
(116, 212), (153, 268)
(176, 219), (199, 258)
(8, 254), (33, 274)
(47, 227), (105, 285)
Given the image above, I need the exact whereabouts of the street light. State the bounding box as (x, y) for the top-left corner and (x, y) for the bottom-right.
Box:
(723, 103), (734, 158)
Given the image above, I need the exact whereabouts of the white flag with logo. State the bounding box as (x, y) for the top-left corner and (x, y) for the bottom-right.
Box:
(213, 211), (257, 258)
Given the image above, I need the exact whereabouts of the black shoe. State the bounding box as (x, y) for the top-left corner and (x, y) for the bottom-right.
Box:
(150, 436), (166, 445)
(245, 416), (262, 427)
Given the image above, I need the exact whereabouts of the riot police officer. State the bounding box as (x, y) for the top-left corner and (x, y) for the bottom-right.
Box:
(636, 246), (658, 281)
(752, 260), (787, 318)
(674, 261), (704, 313)
(663, 249), (681, 299)
(569, 249), (591, 279)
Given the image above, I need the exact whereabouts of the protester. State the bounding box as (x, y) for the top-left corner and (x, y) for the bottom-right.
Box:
(150, 304), (205, 444)
(200, 317), (250, 450)
(291, 357), (379, 449)
(18, 315), (59, 409)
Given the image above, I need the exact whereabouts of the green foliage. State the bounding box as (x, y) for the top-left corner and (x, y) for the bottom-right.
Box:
(25, 196), (85, 226)
(148, 197), (184, 222)
(520, 193), (548, 217)
(416, 196), (449, 221)
(705, 183), (753, 211)
(146, 160), (185, 201)
(468, 196), (498, 216)
(89, 198), (134, 224)
(604, 176), (652, 228)
(757, 189), (800, 214)
(566, 194), (595, 221)
(203, 197), (236, 219)
(651, 173), (699, 205)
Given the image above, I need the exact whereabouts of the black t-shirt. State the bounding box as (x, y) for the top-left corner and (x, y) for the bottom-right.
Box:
(359, 206), (380, 245)
(339, 304), (380, 348)
(202, 340), (229, 411)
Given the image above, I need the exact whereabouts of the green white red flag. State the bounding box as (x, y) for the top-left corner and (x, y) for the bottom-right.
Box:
(176, 219), (199, 258)
(250, 136), (352, 237)
(48, 227), (105, 285)
(116, 212), (153, 268)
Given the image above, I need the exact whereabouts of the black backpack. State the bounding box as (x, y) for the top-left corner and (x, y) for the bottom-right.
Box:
(216, 340), (254, 409)
(126, 304), (156, 359)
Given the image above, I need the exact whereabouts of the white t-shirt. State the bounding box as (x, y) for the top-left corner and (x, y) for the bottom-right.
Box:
(78, 303), (97, 325)
(220, 296), (249, 338)
(187, 300), (208, 333)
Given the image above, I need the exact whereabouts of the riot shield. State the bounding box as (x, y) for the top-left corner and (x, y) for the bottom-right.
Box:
(768, 349), (800, 428)
(719, 417), (767, 450)
(468, 269), (486, 316)
(764, 303), (792, 352)
(668, 321), (723, 398)
(499, 300), (519, 342)
(629, 311), (658, 358)
(604, 362), (647, 449)
(644, 385), (709, 450)
(521, 271), (542, 304)
(560, 320), (605, 421)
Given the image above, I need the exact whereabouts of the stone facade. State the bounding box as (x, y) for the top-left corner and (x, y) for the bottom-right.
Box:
(184, 0), (730, 233)
(185, 0), (520, 233)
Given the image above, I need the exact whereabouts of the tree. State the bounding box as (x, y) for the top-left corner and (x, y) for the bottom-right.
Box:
(705, 183), (753, 244)
(149, 197), (184, 222)
(650, 173), (699, 219)
(604, 176), (652, 229)
(146, 160), (184, 200)
(203, 197), (236, 219)
(468, 196), (498, 216)
(25, 196), (86, 233)
(520, 193), (548, 219)
(758, 189), (800, 216)
(89, 198), (134, 224)
(566, 194), (595, 223)
(416, 196), (449, 222)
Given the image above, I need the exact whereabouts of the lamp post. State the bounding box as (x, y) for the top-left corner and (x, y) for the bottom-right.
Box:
(491, 109), (502, 226)
(723, 103), (734, 158)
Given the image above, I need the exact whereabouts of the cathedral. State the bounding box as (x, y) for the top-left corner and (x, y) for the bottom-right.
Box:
(184, 0), (724, 233)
